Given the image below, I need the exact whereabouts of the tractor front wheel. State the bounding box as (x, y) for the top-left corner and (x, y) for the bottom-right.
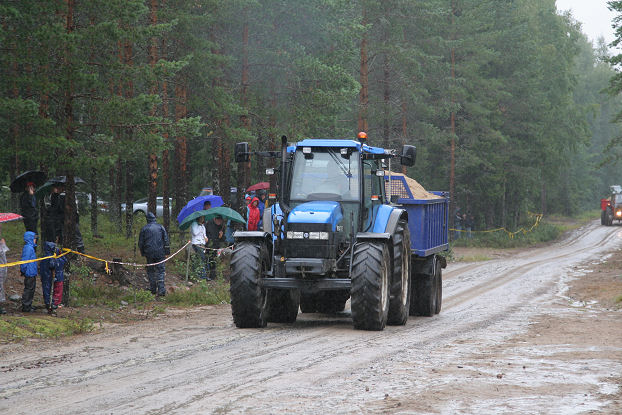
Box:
(351, 242), (390, 331)
(267, 289), (300, 323)
(229, 241), (269, 328)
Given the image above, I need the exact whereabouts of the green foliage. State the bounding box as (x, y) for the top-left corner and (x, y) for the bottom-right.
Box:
(452, 221), (563, 249)
(164, 280), (230, 306)
(0, 316), (93, 343)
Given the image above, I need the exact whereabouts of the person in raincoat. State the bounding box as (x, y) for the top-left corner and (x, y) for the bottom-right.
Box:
(247, 197), (260, 231)
(19, 182), (38, 233)
(39, 241), (67, 311)
(20, 231), (38, 312)
(190, 215), (209, 280)
(0, 238), (8, 314)
(138, 212), (170, 296)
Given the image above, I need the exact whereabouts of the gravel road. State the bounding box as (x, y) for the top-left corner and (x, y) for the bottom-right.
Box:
(1, 221), (621, 414)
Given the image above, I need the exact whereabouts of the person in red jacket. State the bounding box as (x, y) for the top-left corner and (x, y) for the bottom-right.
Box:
(247, 197), (260, 231)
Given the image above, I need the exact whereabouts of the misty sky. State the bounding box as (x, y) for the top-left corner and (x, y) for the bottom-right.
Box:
(556, 0), (616, 46)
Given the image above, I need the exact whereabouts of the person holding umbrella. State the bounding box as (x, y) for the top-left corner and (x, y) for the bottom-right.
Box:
(11, 171), (46, 233)
(19, 182), (38, 233)
(190, 215), (209, 280)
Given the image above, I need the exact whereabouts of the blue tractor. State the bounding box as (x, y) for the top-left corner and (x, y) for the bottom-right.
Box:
(230, 134), (448, 330)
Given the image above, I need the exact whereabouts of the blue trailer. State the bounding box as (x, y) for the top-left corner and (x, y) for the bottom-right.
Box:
(230, 134), (449, 330)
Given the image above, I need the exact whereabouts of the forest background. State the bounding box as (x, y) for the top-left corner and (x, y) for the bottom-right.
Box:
(2, 0), (622, 248)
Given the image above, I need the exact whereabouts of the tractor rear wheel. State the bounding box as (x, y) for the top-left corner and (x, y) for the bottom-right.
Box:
(434, 260), (442, 315)
(229, 241), (269, 328)
(387, 221), (411, 326)
(351, 242), (390, 331)
(409, 257), (438, 317)
(267, 289), (300, 323)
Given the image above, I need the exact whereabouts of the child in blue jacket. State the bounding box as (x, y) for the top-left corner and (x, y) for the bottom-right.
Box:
(20, 231), (38, 312)
(40, 241), (67, 312)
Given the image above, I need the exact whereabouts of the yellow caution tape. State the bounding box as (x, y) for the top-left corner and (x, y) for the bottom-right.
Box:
(0, 241), (194, 274)
(451, 212), (543, 240)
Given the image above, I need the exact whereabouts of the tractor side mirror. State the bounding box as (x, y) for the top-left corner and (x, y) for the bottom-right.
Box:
(235, 142), (250, 163)
(400, 145), (416, 167)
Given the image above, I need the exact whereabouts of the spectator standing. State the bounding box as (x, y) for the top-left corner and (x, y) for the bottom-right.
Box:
(20, 183), (38, 233)
(138, 212), (170, 296)
(20, 231), (38, 312)
(39, 241), (67, 312)
(454, 207), (462, 240)
(206, 215), (226, 280)
(247, 197), (260, 231)
(257, 191), (266, 228)
(0, 238), (8, 314)
(465, 214), (474, 239)
(190, 216), (209, 280)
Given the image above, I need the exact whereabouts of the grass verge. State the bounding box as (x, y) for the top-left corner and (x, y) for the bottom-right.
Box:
(0, 315), (93, 343)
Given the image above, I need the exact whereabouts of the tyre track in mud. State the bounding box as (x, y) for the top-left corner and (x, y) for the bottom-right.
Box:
(0, 221), (620, 414)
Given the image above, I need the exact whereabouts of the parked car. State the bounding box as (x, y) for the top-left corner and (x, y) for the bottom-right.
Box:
(122, 197), (172, 217)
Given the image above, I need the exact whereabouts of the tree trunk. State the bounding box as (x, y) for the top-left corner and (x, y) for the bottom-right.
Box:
(125, 160), (134, 239)
(358, 8), (369, 133)
(174, 81), (187, 218)
(162, 78), (170, 231)
(147, 0), (159, 215)
(240, 11), (251, 191)
(449, 0), (456, 234)
(89, 168), (98, 236)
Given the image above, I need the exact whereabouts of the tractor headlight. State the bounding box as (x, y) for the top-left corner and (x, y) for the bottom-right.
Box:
(616, 210), (622, 217)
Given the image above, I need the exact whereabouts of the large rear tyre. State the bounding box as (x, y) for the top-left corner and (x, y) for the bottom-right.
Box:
(410, 257), (438, 317)
(351, 242), (390, 331)
(434, 261), (442, 315)
(229, 241), (269, 328)
(601, 210), (607, 225)
(267, 289), (300, 323)
(387, 221), (411, 326)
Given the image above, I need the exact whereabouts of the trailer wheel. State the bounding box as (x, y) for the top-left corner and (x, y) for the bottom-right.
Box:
(351, 242), (390, 331)
(388, 221), (411, 326)
(434, 260), (442, 315)
(267, 289), (300, 323)
(606, 208), (614, 226)
(410, 258), (438, 317)
(229, 241), (269, 328)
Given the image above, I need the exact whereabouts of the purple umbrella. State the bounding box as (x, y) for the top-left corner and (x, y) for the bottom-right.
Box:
(176, 195), (224, 224)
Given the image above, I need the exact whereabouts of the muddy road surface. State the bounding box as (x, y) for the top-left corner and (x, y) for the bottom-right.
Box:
(1, 221), (621, 414)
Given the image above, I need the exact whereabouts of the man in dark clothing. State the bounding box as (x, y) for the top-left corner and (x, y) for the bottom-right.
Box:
(138, 212), (170, 296)
(205, 215), (226, 280)
(19, 183), (38, 233)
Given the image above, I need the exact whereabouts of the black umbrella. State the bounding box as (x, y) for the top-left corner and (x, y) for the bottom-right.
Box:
(48, 176), (87, 185)
(35, 176), (87, 198)
(9, 170), (47, 193)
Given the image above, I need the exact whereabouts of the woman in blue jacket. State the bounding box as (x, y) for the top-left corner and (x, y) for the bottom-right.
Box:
(20, 231), (38, 312)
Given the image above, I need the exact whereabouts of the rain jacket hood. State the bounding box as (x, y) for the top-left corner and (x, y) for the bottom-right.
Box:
(146, 212), (157, 223)
(43, 241), (56, 256)
(23, 231), (37, 247)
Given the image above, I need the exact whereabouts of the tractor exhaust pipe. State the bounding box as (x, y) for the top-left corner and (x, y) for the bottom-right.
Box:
(279, 135), (291, 219)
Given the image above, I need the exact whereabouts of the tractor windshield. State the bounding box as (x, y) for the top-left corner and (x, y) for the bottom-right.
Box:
(289, 148), (360, 202)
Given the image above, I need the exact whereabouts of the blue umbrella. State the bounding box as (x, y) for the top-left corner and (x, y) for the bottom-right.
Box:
(176, 195), (224, 224)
